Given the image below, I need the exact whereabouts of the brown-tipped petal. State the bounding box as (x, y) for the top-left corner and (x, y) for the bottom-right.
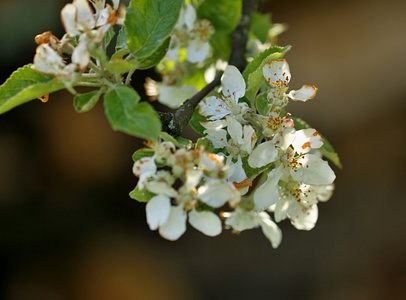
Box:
(288, 84), (318, 102)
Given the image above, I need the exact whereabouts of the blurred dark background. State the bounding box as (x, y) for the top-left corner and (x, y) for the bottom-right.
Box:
(1, 0), (405, 299)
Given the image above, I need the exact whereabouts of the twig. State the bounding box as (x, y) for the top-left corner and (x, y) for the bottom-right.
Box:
(161, 0), (258, 137)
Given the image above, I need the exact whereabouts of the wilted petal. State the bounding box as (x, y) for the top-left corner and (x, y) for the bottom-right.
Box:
(292, 154), (336, 185)
(74, 0), (96, 31)
(146, 194), (171, 230)
(263, 59), (291, 88)
(288, 85), (318, 102)
(61, 4), (81, 36)
(248, 141), (279, 168)
(159, 205), (187, 240)
(32, 44), (65, 75)
(72, 37), (90, 70)
(188, 209), (222, 237)
(221, 65), (246, 102)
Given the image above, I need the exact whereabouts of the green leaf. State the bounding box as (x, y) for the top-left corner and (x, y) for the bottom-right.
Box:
(136, 37), (171, 70)
(0, 64), (66, 114)
(176, 136), (193, 150)
(104, 27), (115, 48)
(106, 59), (137, 74)
(160, 131), (181, 148)
(242, 156), (273, 180)
(250, 12), (271, 43)
(125, 0), (183, 59)
(195, 137), (216, 153)
(116, 26), (127, 51)
(129, 186), (156, 202)
(73, 88), (105, 113)
(132, 148), (155, 162)
(243, 46), (291, 102)
(104, 86), (161, 140)
(210, 32), (232, 61)
(197, 0), (242, 34)
(292, 117), (342, 169)
(190, 105), (209, 135)
(255, 92), (271, 115)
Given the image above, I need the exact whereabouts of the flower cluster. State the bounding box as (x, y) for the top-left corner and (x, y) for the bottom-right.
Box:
(132, 140), (240, 241)
(32, 0), (124, 86)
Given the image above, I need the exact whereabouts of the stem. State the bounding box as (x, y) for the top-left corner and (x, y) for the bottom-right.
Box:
(161, 0), (258, 137)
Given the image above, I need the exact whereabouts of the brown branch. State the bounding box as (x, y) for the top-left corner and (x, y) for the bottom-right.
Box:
(161, 0), (258, 137)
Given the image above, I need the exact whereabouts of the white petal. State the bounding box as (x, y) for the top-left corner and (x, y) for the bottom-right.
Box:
(292, 154), (336, 185)
(197, 180), (232, 208)
(74, 0), (96, 31)
(289, 203), (318, 231)
(112, 0), (120, 11)
(221, 65), (246, 102)
(188, 209), (222, 237)
(146, 181), (178, 198)
(61, 4), (81, 36)
(198, 150), (224, 172)
(225, 115), (242, 143)
(159, 205), (187, 241)
(241, 125), (257, 154)
(187, 40), (210, 63)
(199, 96), (231, 120)
(274, 197), (289, 222)
(256, 212), (282, 248)
(184, 169), (203, 191)
(248, 141), (279, 168)
(313, 184), (335, 202)
(132, 156), (156, 177)
(273, 127), (295, 151)
(224, 208), (257, 231)
(158, 85), (197, 108)
(183, 3), (197, 30)
(145, 195), (171, 230)
(227, 156), (247, 184)
(288, 85), (318, 102)
(263, 59), (291, 88)
(253, 166), (283, 211)
(203, 128), (228, 149)
(291, 128), (323, 154)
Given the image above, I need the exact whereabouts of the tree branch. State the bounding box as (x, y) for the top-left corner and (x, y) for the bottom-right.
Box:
(161, 0), (258, 137)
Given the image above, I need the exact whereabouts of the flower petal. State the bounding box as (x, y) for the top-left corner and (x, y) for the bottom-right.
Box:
(253, 165), (283, 210)
(74, 0), (96, 31)
(197, 180), (233, 208)
(224, 208), (257, 231)
(221, 65), (246, 101)
(159, 205), (187, 240)
(199, 96), (231, 120)
(263, 59), (290, 88)
(61, 4), (81, 36)
(187, 40), (210, 63)
(291, 128), (323, 154)
(288, 85), (318, 102)
(292, 154), (336, 185)
(289, 203), (318, 231)
(248, 141), (279, 168)
(256, 212), (282, 248)
(146, 194), (171, 230)
(188, 209), (222, 237)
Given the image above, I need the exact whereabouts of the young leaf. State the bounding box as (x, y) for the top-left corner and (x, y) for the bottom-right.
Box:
(160, 131), (181, 148)
(125, 0), (183, 59)
(189, 106), (209, 135)
(104, 86), (161, 140)
(129, 186), (156, 202)
(243, 46), (291, 102)
(0, 64), (65, 114)
(73, 88), (105, 113)
(292, 117), (342, 169)
(197, 0), (242, 34)
(106, 59), (138, 74)
(132, 148), (155, 162)
(250, 12), (271, 43)
(255, 92), (271, 115)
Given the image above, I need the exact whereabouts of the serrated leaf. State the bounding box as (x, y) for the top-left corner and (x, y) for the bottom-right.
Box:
(197, 0), (242, 34)
(73, 88), (105, 113)
(136, 37), (171, 70)
(104, 86), (161, 140)
(104, 27), (115, 48)
(132, 148), (155, 162)
(292, 117), (342, 169)
(0, 64), (66, 114)
(116, 26), (127, 51)
(243, 46), (291, 102)
(125, 0), (183, 59)
(129, 186), (156, 202)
